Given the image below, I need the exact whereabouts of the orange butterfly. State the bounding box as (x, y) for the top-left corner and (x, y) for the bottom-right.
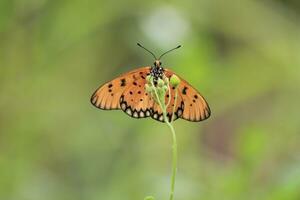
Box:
(90, 43), (211, 122)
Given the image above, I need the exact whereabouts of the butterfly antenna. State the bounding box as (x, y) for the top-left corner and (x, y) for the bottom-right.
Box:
(137, 43), (157, 60)
(158, 45), (181, 60)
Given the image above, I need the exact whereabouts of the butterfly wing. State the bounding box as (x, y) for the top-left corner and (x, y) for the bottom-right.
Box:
(119, 70), (155, 119)
(91, 66), (210, 122)
(164, 69), (211, 122)
(91, 67), (151, 110)
(91, 66), (155, 119)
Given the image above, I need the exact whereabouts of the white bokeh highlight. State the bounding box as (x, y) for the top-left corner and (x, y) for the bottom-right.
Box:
(140, 6), (190, 48)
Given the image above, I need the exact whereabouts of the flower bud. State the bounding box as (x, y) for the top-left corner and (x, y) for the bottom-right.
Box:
(170, 74), (180, 88)
(157, 78), (164, 87)
(144, 196), (155, 200)
(146, 75), (153, 83)
(163, 85), (168, 92)
(163, 75), (169, 83)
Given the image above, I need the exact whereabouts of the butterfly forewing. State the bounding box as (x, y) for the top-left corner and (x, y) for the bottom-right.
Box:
(91, 67), (151, 110)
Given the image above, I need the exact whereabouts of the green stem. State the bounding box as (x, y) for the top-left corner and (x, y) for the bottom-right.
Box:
(171, 88), (178, 124)
(165, 88), (178, 200)
(165, 120), (177, 200)
(150, 80), (178, 200)
(166, 83), (172, 108)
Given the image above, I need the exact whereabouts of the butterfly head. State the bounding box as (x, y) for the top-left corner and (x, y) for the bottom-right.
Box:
(154, 60), (162, 68)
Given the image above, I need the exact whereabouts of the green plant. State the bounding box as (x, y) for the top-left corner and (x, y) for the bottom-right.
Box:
(144, 74), (180, 200)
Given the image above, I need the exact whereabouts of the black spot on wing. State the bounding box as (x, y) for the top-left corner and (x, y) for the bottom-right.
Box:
(120, 78), (126, 87)
(182, 86), (188, 95)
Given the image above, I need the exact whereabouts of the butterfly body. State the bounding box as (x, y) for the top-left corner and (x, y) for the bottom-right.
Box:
(91, 60), (211, 123)
(150, 60), (164, 85)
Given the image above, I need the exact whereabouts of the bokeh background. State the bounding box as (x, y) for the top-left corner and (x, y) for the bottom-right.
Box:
(1, 0), (300, 199)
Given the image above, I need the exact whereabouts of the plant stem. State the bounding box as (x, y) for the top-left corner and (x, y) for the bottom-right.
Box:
(165, 120), (177, 200)
(150, 80), (178, 200)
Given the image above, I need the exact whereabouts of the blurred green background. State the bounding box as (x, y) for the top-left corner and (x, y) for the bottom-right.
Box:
(1, 0), (300, 200)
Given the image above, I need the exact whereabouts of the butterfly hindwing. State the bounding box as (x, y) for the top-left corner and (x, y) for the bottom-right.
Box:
(91, 67), (151, 110)
(119, 71), (154, 119)
(151, 86), (185, 122)
(164, 69), (211, 122)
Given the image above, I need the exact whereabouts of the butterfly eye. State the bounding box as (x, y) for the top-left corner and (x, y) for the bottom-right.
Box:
(153, 62), (156, 66)
(159, 62), (162, 65)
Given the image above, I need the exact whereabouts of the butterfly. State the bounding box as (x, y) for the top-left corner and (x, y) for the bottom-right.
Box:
(90, 43), (211, 123)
